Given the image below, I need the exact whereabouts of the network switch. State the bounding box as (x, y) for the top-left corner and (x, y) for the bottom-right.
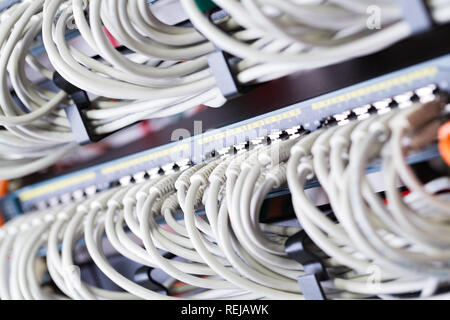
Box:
(1, 54), (448, 220)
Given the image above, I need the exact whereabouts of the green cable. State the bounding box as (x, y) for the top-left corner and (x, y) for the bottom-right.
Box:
(194, 0), (217, 12)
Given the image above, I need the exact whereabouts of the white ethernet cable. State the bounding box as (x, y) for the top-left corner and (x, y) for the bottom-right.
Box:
(42, 0), (227, 137)
(0, 143), (306, 299)
(182, 0), (410, 84)
(0, 0), (221, 180)
(287, 98), (450, 298)
(0, 0), (77, 180)
(0, 97), (449, 299)
(42, 0), (416, 133)
(0, 0), (429, 180)
(0, 0), (449, 298)
(0, 0), (224, 180)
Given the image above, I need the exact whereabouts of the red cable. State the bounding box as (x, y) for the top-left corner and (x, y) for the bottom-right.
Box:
(0, 180), (8, 226)
(102, 26), (121, 48)
(384, 190), (411, 204)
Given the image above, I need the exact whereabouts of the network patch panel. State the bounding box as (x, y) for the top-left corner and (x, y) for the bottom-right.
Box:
(1, 53), (448, 220)
(1, 0), (449, 303)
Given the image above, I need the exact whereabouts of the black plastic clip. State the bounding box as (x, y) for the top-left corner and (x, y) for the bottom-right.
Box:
(133, 252), (176, 295)
(207, 50), (242, 100)
(53, 72), (106, 145)
(134, 266), (168, 295)
(207, 48), (261, 100)
(285, 230), (329, 300)
(203, 8), (258, 100)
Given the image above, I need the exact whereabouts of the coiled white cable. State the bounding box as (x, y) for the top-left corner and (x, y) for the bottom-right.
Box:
(0, 0), (426, 179)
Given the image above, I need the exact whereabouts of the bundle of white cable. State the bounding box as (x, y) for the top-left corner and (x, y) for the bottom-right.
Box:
(0, 139), (364, 299)
(0, 0), (77, 180)
(1, 97), (449, 299)
(287, 98), (450, 299)
(0, 149), (305, 299)
(0, 0), (424, 180)
(42, 0), (230, 136)
(182, 0), (409, 84)
(0, 0), (225, 180)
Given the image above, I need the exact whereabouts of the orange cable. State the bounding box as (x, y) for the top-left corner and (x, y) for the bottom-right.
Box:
(438, 121), (450, 166)
(0, 180), (8, 226)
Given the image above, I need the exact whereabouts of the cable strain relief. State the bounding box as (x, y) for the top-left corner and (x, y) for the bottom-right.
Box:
(209, 159), (231, 183)
(369, 121), (390, 142)
(152, 195), (167, 214)
(32, 217), (42, 226)
(161, 193), (179, 213)
(20, 223), (30, 232)
(192, 161), (220, 185)
(76, 204), (89, 214)
(298, 161), (314, 176)
(57, 211), (70, 221)
(290, 144), (306, 158)
(311, 141), (329, 156)
(175, 164), (205, 191)
(190, 174), (207, 186)
(266, 163), (287, 188)
(90, 200), (104, 212)
(226, 155), (246, 178)
(8, 226), (18, 235)
(330, 134), (350, 148)
(350, 127), (368, 143)
(44, 213), (55, 223)
(136, 190), (149, 199)
(277, 138), (300, 164)
(123, 196), (136, 207)
(107, 199), (121, 210)
(149, 186), (162, 197)
(240, 158), (257, 171)
(153, 172), (182, 196)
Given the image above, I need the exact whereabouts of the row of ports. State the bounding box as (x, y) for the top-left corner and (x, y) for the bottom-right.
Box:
(28, 84), (443, 212)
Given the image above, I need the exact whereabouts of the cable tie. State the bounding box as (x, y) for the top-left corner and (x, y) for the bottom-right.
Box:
(285, 230), (330, 300)
(53, 72), (107, 145)
(133, 253), (176, 295)
(205, 5), (258, 102)
(207, 49), (260, 100)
